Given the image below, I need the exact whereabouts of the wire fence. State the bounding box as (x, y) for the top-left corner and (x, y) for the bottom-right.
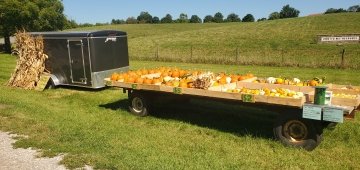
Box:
(129, 45), (360, 69)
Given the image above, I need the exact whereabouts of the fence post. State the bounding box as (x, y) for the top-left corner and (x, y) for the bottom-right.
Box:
(341, 48), (345, 68)
(154, 46), (157, 60)
(281, 49), (284, 65)
(156, 46), (159, 61)
(190, 45), (193, 62)
(236, 47), (239, 63)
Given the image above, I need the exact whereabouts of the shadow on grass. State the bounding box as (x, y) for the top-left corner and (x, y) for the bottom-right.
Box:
(100, 97), (277, 139)
(48, 85), (110, 92)
(99, 98), (129, 112)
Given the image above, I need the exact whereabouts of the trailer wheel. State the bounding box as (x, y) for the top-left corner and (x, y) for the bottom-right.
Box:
(128, 92), (149, 117)
(273, 114), (323, 151)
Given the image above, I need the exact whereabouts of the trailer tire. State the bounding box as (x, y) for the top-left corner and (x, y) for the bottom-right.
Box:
(128, 92), (150, 117)
(273, 114), (323, 151)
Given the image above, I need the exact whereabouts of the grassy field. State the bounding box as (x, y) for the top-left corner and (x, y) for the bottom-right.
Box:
(1, 54), (360, 169)
(69, 13), (360, 69)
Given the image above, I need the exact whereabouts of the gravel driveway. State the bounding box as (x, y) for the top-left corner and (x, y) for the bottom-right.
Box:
(0, 131), (66, 170)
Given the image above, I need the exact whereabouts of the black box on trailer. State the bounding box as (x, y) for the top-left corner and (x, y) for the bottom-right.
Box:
(31, 30), (129, 88)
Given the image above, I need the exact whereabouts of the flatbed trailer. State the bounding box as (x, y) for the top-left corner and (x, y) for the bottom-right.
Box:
(105, 78), (359, 151)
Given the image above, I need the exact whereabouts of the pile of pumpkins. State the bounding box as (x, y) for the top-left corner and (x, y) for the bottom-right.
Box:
(109, 67), (255, 88)
(253, 77), (325, 86)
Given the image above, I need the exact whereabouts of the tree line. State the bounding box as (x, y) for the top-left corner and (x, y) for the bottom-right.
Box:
(109, 4), (300, 25)
(110, 4), (360, 25)
(324, 5), (360, 14)
(1, 0), (359, 54)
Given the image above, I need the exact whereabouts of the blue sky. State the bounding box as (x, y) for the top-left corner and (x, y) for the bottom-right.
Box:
(62, 0), (359, 24)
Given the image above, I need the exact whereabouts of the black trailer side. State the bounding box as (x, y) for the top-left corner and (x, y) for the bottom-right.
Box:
(31, 30), (129, 88)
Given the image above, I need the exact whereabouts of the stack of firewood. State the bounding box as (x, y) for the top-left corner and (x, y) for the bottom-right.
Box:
(7, 30), (48, 89)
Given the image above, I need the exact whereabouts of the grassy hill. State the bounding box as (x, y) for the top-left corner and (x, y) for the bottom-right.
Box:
(0, 13), (359, 169)
(69, 13), (360, 69)
(1, 53), (360, 169)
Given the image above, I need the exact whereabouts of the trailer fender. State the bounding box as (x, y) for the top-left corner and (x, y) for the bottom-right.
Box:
(50, 74), (61, 86)
(45, 74), (60, 89)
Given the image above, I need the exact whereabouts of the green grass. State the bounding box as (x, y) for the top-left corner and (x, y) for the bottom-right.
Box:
(0, 54), (360, 169)
(69, 13), (360, 69)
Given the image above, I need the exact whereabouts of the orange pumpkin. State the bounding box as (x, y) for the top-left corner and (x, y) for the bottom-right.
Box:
(188, 82), (194, 88)
(218, 72), (226, 77)
(246, 73), (254, 78)
(219, 76), (227, 85)
(165, 81), (173, 86)
(149, 69), (155, 74)
(128, 71), (137, 77)
(231, 75), (239, 83)
(161, 72), (168, 77)
(123, 73), (129, 80)
(309, 80), (319, 86)
(117, 74), (124, 81)
(110, 73), (118, 81)
(172, 71), (180, 78)
(141, 69), (149, 75)
(144, 78), (152, 84)
(159, 67), (166, 72)
(126, 77), (135, 83)
(238, 75), (247, 81)
(135, 77), (144, 84)
(158, 76), (164, 82)
(136, 70), (142, 76)
(192, 71), (199, 76)
(179, 70), (186, 77)
(179, 82), (188, 88)
(152, 78), (161, 85)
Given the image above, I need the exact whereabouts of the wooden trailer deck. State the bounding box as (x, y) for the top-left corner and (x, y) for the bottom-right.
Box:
(105, 78), (359, 114)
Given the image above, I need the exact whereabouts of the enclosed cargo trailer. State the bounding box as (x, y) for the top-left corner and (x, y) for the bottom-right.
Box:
(31, 30), (129, 88)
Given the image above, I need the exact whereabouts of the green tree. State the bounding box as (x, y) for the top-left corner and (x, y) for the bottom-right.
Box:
(324, 8), (337, 14)
(279, 4), (300, 18)
(226, 13), (241, 22)
(177, 13), (189, 23)
(203, 15), (213, 23)
(161, 14), (173, 23)
(78, 23), (93, 27)
(152, 16), (160, 24)
(111, 19), (125, 25)
(137, 11), (152, 23)
(213, 12), (224, 23)
(126, 17), (138, 24)
(95, 23), (108, 26)
(257, 18), (267, 22)
(348, 5), (360, 12)
(0, 0), (66, 53)
(189, 15), (202, 23)
(64, 19), (78, 29)
(268, 12), (280, 20)
(242, 14), (255, 22)
(324, 8), (347, 14)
